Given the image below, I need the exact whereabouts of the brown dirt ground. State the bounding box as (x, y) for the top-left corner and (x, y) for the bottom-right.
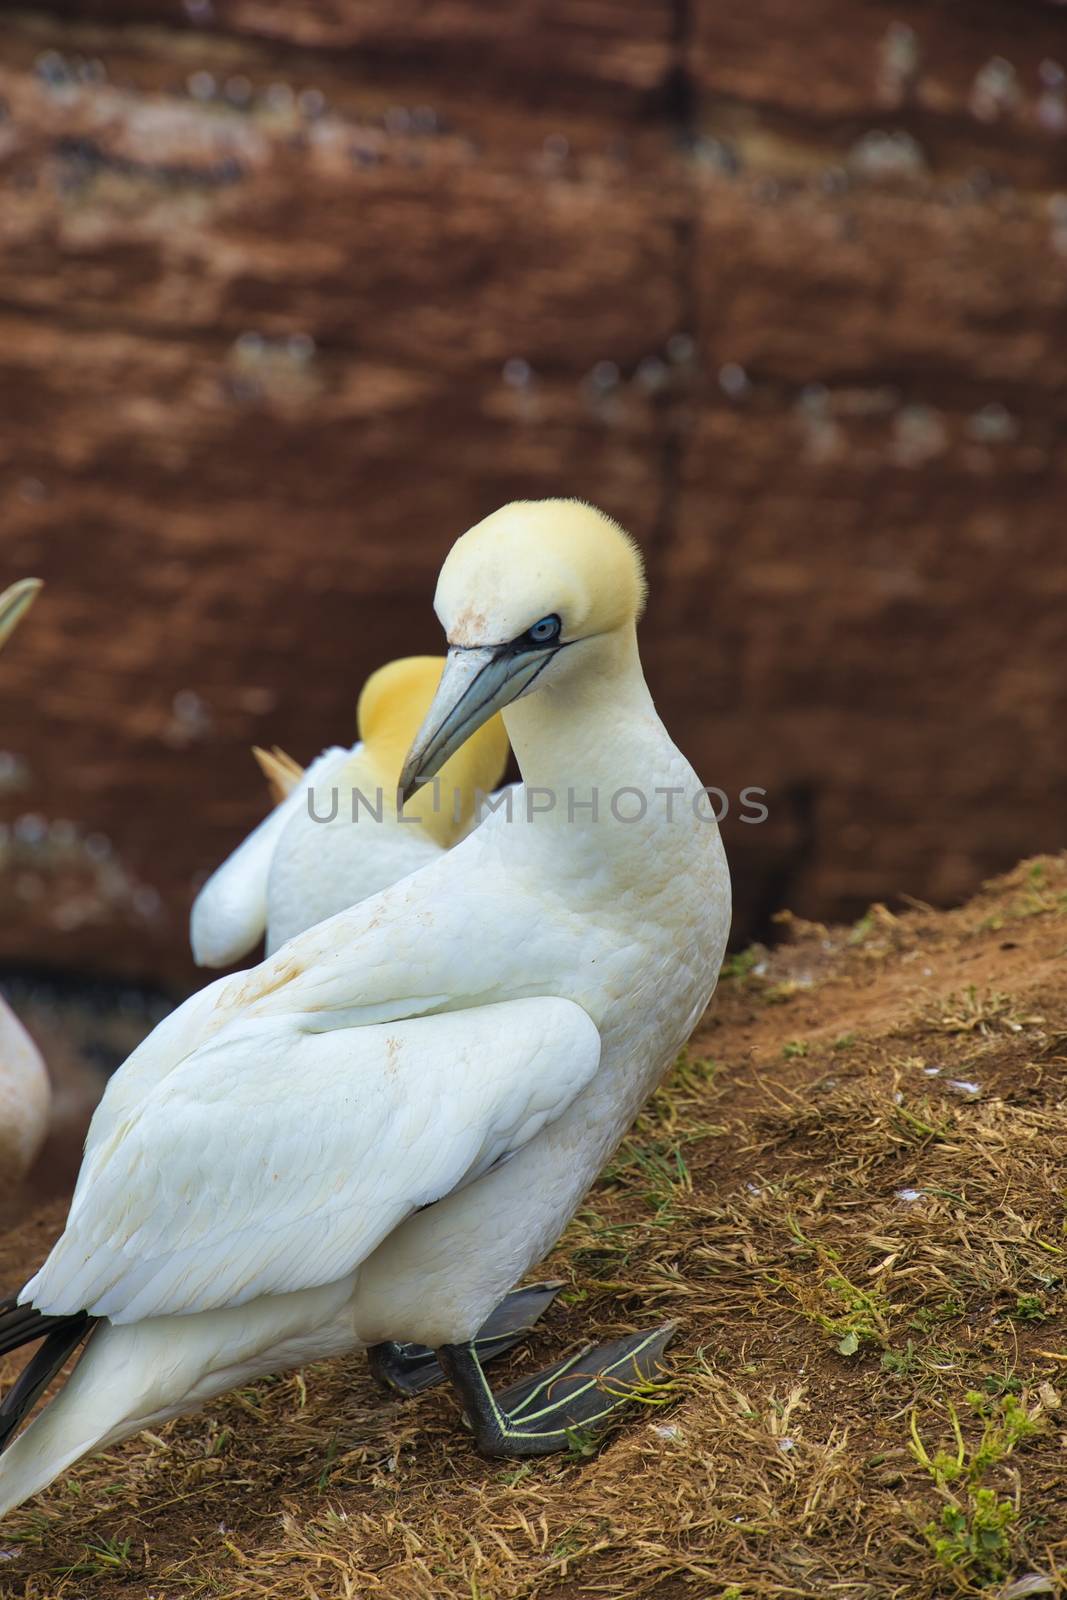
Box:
(1, 855), (1066, 1599)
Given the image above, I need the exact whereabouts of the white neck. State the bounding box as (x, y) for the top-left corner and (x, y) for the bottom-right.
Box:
(499, 625), (701, 885)
(502, 627), (656, 786)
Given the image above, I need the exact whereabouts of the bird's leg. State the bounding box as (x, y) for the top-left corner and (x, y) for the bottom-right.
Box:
(435, 1323), (677, 1457)
(366, 1280), (564, 1397)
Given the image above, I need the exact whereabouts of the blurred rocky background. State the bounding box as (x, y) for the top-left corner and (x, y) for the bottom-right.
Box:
(1, 0), (1066, 1164)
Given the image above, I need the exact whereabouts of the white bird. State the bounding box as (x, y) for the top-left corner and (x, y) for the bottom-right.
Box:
(190, 655), (509, 964)
(0, 499), (730, 1514)
(0, 580), (51, 1207)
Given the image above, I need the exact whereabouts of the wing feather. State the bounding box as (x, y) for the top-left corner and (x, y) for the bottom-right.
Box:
(24, 998), (600, 1323)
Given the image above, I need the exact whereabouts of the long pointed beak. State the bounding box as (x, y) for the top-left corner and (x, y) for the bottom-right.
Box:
(399, 644), (552, 801)
(0, 579), (42, 651)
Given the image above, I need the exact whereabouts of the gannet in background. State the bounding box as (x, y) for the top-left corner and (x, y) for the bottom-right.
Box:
(190, 656), (510, 964)
(0, 499), (730, 1513)
(0, 581), (51, 1204)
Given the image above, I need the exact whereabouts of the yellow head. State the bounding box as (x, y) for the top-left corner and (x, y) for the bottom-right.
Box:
(400, 501), (647, 796)
(358, 656), (509, 844)
(437, 499), (646, 649)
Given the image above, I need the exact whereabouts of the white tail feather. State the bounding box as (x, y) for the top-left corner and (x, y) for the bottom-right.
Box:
(0, 1283), (357, 1519)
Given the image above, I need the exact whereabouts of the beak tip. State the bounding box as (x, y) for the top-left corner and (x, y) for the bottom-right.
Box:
(398, 644), (509, 803)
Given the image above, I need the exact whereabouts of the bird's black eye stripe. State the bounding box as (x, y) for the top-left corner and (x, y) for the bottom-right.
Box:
(493, 614), (562, 657)
(521, 614), (562, 649)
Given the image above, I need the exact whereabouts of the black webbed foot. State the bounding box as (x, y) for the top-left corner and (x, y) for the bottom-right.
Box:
(367, 1280), (564, 1397)
(436, 1322), (677, 1457)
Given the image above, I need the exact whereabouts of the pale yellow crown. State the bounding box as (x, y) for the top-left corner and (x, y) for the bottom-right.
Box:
(435, 499), (646, 648)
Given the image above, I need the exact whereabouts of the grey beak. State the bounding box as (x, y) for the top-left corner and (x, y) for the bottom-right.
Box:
(398, 644), (553, 801)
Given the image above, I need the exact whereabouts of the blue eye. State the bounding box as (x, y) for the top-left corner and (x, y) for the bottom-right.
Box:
(528, 614), (561, 645)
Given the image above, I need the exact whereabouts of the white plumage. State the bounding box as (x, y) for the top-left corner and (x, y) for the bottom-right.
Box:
(29, 1000), (599, 1324)
(0, 499), (730, 1511)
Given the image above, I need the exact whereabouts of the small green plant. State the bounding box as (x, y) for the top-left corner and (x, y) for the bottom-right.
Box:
(909, 1295), (964, 1332)
(776, 1240), (892, 1356)
(61, 1537), (133, 1578)
(881, 1340), (918, 1376)
(891, 1098), (955, 1146)
(924, 1488), (1016, 1583)
(1010, 1292), (1049, 1323)
(0, 1510), (52, 1548)
(882, 1340), (971, 1384)
(964, 1392), (1043, 1471)
(823, 1271), (891, 1354)
(979, 1372), (1022, 1398)
(832, 1032), (857, 1051)
(602, 1138), (693, 1222)
(781, 1039), (808, 1060)
(563, 1425), (602, 1461)
(911, 1392), (1044, 1488)
(910, 1392), (1047, 1583)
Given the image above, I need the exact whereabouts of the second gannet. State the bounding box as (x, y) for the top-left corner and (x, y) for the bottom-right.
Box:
(190, 655), (509, 964)
(0, 499), (730, 1513)
(0, 580), (50, 1205)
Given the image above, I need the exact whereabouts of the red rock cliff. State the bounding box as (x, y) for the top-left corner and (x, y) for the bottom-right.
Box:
(0, 0), (1065, 986)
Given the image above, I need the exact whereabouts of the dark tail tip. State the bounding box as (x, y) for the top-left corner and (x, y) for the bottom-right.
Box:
(0, 1312), (94, 1455)
(0, 1296), (61, 1360)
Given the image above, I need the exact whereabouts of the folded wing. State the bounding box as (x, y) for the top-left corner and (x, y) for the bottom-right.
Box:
(23, 997), (601, 1324)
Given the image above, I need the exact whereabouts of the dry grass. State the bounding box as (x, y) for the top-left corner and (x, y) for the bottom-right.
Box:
(2, 855), (1067, 1598)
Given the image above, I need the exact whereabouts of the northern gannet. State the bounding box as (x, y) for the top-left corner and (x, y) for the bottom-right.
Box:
(0, 500), (730, 1512)
(190, 656), (509, 964)
(0, 581), (51, 1206)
